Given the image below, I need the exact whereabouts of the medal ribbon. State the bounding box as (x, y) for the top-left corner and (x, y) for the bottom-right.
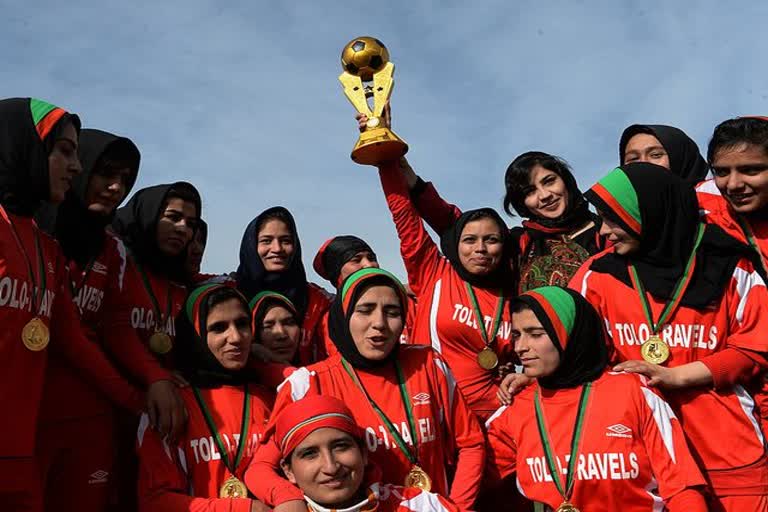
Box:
(3, 208), (46, 314)
(534, 382), (592, 504)
(736, 215), (768, 276)
(341, 358), (419, 465)
(627, 223), (705, 335)
(192, 385), (251, 475)
(464, 282), (505, 348)
(132, 255), (172, 332)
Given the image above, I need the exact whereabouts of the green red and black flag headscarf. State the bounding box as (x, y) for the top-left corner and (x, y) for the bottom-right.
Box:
(328, 267), (409, 369)
(585, 163), (753, 308)
(249, 290), (298, 336)
(513, 286), (609, 390)
(175, 283), (256, 388)
(0, 97), (81, 216)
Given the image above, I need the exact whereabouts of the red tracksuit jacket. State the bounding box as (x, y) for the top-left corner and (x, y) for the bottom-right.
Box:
(295, 283), (333, 365)
(40, 232), (169, 422)
(486, 372), (707, 511)
(137, 384), (273, 512)
(570, 253), (768, 495)
(245, 346), (486, 511)
(378, 163), (515, 422)
(0, 209), (142, 457)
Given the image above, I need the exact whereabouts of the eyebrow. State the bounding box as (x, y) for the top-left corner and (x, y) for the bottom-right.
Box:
(57, 137), (78, 148)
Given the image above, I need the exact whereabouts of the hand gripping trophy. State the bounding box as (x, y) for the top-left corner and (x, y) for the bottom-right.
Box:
(339, 37), (408, 165)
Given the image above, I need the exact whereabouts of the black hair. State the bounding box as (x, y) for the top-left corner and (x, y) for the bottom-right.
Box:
(166, 182), (201, 209)
(256, 209), (295, 240)
(93, 139), (139, 176)
(253, 298), (298, 339)
(708, 117), (768, 164)
(44, 115), (81, 155)
(461, 209), (506, 233)
(503, 151), (574, 216)
(510, 298), (532, 314)
(206, 286), (249, 317)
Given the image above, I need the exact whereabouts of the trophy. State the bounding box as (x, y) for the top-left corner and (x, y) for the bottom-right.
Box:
(339, 36), (408, 165)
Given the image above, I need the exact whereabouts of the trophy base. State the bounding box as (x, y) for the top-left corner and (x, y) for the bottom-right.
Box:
(351, 127), (408, 166)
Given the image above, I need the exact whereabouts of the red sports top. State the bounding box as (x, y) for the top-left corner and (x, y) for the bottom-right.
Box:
(40, 232), (170, 421)
(0, 210), (142, 457)
(570, 254), (768, 495)
(486, 372), (707, 511)
(295, 283), (334, 365)
(245, 346), (485, 511)
(137, 384), (274, 512)
(100, 254), (188, 375)
(378, 162), (515, 421)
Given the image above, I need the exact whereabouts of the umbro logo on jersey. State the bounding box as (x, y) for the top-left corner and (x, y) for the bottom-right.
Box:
(88, 470), (109, 484)
(412, 392), (431, 406)
(92, 261), (108, 275)
(606, 424), (632, 439)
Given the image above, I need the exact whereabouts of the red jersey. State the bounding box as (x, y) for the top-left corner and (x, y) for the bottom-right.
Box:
(101, 255), (188, 375)
(137, 384), (274, 512)
(295, 283), (333, 365)
(41, 232), (161, 421)
(245, 346), (485, 511)
(378, 163), (515, 421)
(303, 483), (457, 512)
(570, 255), (768, 494)
(486, 372), (707, 511)
(0, 210), (142, 457)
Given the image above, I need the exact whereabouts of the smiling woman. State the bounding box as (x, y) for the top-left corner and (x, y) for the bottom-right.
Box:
(236, 206), (333, 366)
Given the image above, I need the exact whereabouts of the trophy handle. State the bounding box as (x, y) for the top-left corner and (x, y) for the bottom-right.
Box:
(371, 62), (394, 118)
(338, 72), (373, 117)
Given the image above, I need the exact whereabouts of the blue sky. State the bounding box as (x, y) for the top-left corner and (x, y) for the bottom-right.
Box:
(3, 1), (767, 288)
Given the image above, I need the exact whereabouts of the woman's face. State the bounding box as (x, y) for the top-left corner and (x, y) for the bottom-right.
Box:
(206, 297), (253, 371)
(281, 428), (366, 509)
(598, 214), (640, 255)
(711, 142), (768, 214)
(156, 197), (198, 257)
(339, 251), (379, 284)
(257, 219), (295, 272)
(457, 218), (504, 275)
(258, 304), (301, 364)
(348, 285), (404, 361)
(84, 161), (133, 215)
(48, 122), (82, 203)
(522, 165), (569, 219)
(623, 133), (670, 169)
(512, 307), (561, 379)
(185, 228), (206, 276)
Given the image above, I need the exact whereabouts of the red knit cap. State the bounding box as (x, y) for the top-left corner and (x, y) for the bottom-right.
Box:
(275, 395), (363, 458)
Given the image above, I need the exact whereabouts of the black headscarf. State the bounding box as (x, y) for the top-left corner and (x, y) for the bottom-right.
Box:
(313, 235), (376, 288)
(112, 182), (201, 282)
(619, 124), (709, 184)
(0, 97), (81, 217)
(586, 163), (753, 308)
(236, 206), (309, 317)
(513, 286), (609, 390)
(328, 268), (409, 370)
(439, 208), (514, 289)
(37, 129), (140, 265)
(174, 284), (258, 388)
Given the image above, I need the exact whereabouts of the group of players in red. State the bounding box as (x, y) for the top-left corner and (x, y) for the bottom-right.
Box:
(2, 96), (768, 512)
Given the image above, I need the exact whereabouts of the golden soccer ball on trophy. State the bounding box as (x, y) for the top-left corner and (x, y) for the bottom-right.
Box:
(341, 37), (390, 81)
(338, 36), (408, 166)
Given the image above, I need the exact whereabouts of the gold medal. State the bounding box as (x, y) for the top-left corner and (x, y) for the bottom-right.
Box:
(404, 465), (432, 491)
(22, 317), (49, 351)
(556, 502), (580, 512)
(219, 475), (248, 498)
(477, 347), (499, 370)
(149, 331), (172, 354)
(641, 334), (670, 364)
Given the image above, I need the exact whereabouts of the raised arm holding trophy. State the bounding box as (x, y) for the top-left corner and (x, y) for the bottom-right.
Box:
(339, 36), (408, 165)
